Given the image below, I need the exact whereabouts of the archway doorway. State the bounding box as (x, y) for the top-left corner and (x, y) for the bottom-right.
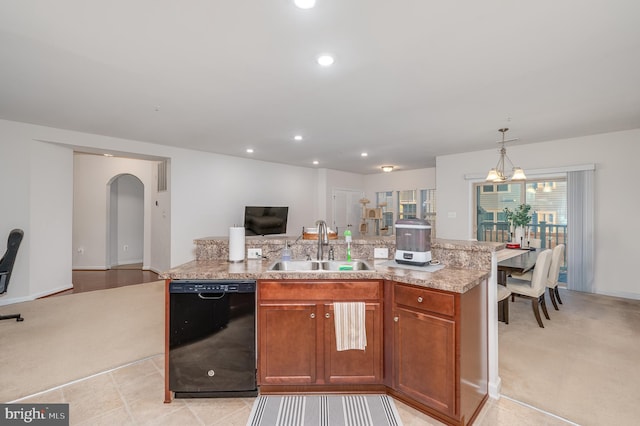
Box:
(107, 173), (144, 268)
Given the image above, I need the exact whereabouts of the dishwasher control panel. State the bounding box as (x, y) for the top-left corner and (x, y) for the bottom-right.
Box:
(169, 280), (256, 294)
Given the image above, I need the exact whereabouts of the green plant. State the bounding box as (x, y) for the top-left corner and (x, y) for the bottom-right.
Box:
(504, 204), (532, 228)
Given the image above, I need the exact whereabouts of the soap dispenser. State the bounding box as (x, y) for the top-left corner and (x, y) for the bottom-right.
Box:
(282, 241), (292, 261)
(344, 230), (352, 261)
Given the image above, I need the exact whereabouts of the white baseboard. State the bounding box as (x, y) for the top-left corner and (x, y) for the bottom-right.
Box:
(72, 266), (108, 270)
(145, 266), (163, 274)
(0, 295), (34, 306)
(594, 289), (640, 300)
(0, 284), (74, 306)
(489, 376), (502, 399)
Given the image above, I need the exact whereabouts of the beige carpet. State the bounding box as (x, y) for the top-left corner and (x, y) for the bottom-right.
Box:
(499, 288), (640, 426)
(0, 281), (164, 402)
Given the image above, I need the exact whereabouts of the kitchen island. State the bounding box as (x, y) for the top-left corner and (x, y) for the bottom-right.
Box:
(160, 237), (501, 426)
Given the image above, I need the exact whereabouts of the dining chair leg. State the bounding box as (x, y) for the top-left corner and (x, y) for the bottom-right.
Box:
(548, 287), (559, 310)
(504, 299), (509, 324)
(555, 286), (563, 304)
(540, 295), (550, 320)
(531, 298), (544, 328)
(498, 298), (509, 324)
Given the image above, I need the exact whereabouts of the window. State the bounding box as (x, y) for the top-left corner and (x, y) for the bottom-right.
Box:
(375, 188), (437, 236)
(474, 179), (567, 249)
(421, 189), (437, 237)
(376, 191), (394, 230)
(397, 190), (417, 220)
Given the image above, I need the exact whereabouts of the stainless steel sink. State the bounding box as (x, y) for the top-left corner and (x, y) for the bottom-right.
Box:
(321, 260), (374, 271)
(267, 260), (374, 272)
(268, 260), (323, 271)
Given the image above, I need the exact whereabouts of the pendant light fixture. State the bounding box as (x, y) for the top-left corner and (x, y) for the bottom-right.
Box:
(485, 128), (526, 182)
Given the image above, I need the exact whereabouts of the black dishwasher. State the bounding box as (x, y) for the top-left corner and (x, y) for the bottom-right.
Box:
(169, 279), (257, 398)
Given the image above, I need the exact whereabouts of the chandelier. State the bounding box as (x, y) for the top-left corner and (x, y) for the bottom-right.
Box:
(485, 128), (526, 182)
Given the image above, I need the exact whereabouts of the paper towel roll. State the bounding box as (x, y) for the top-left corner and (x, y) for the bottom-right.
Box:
(229, 227), (245, 262)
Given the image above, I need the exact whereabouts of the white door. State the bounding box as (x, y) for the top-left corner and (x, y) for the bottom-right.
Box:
(332, 189), (363, 235)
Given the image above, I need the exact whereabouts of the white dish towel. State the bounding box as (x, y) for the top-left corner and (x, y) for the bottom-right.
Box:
(333, 302), (367, 351)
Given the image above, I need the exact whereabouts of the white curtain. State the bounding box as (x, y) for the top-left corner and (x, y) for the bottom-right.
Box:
(567, 170), (595, 292)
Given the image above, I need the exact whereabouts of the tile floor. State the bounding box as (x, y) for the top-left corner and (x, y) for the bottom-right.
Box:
(15, 355), (574, 426)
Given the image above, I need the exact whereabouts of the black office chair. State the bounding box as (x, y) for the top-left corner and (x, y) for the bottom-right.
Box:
(0, 229), (24, 322)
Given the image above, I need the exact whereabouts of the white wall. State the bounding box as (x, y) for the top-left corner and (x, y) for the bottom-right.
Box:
(4, 116), (638, 302)
(151, 160), (171, 273)
(0, 138), (31, 302)
(169, 151), (317, 266)
(436, 129), (640, 299)
(1, 131), (73, 303)
(73, 155), (155, 270)
(364, 167), (436, 196)
(324, 169), (366, 227)
(29, 141), (74, 297)
(1, 118), (320, 300)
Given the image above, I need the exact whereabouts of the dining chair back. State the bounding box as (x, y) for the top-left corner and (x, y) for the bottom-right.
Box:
(530, 249), (552, 294)
(546, 244), (565, 310)
(506, 249), (552, 328)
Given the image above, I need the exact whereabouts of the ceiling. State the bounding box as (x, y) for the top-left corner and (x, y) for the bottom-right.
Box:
(1, 1), (639, 175)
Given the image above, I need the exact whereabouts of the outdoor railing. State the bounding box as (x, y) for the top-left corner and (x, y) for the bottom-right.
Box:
(478, 221), (567, 249)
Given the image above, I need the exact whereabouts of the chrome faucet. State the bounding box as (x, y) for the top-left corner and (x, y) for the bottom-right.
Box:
(316, 219), (329, 260)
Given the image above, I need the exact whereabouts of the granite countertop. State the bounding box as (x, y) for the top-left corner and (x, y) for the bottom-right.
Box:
(158, 258), (489, 294)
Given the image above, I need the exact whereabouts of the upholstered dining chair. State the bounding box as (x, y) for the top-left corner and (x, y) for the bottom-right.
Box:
(0, 229), (24, 322)
(511, 244), (565, 311)
(506, 249), (552, 328)
(545, 244), (565, 310)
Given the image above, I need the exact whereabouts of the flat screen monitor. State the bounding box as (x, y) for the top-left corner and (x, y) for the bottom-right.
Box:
(244, 206), (288, 236)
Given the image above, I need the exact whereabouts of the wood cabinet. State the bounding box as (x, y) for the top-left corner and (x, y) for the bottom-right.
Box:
(258, 303), (318, 384)
(258, 280), (383, 391)
(387, 280), (488, 426)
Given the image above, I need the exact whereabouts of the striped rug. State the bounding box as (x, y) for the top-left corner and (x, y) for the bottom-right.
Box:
(247, 394), (403, 426)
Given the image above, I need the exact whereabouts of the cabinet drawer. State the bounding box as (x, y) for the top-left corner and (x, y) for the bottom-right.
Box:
(394, 284), (455, 317)
(259, 280), (382, 301)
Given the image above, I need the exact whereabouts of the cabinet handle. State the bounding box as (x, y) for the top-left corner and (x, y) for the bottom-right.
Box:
(310, 313), (315, 319)
(325, 313), (331, 319)
(417, 296), (423, 303)
(394, 316), (399, 322)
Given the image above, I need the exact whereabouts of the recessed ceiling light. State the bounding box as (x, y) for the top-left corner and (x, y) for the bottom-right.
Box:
(294, 0), (316, 9)
(246, 148), (254, 154)
(294, 135), (303, 141)
(361, 152), (368, 157)
(312, 160), (319, 165)
(381, 165), (394, 172)
(317, 54), (334, 67)
(103, 153), (113, 157)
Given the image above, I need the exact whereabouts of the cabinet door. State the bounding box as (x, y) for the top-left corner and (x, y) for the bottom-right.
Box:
(394, 306), (456, 416)
(324, 302), (383, 384)
(258, 303), (317, 385)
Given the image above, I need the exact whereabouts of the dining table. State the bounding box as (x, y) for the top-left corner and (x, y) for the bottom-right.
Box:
(497, 248), (539, 286)
(496, 248), (539, 323)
